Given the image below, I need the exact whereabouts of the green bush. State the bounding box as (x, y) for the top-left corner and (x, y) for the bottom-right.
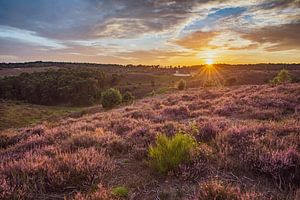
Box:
(177, 79), (186, 90)
(122, 91), (134, 104)
(149, 132), (197, 174)
(270, 69), (292, 85)
(112, 186), (128, 198)
(101, 88), (122, 109)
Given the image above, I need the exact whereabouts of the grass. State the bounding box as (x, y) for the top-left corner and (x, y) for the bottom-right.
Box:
(149, 132), (197, 174)
(0, 100), (85, 130)
(112, 186), (128, 198)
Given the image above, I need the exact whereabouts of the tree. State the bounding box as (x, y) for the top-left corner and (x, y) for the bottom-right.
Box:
(122, 91), (134, 104)
(270, 69), (292, 85)
(177, 79), (186, 90)
(101, 88), (122, 109)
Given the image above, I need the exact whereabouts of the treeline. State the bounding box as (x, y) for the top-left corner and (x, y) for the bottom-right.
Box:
(0, 68), (109, 106)
(1, 61), (300, 71)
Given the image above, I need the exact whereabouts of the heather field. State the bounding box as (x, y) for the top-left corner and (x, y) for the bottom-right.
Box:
(0, 83), (299, 200)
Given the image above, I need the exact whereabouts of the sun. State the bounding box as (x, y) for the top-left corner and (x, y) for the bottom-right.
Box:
(205, 58), (214, 65)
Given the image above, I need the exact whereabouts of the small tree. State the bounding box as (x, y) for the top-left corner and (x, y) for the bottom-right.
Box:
(270, 69), (292, 85)
(177, 79), (186, 90)
(101, 88), (122, 109)
(122, 91), (134, 104)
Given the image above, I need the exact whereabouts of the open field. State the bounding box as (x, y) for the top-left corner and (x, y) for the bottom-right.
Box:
(1, 83), (299, 199)
(0, 101), (91, 130)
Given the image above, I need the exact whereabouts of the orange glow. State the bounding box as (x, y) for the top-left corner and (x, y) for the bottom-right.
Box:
(195, 64), (223, 86)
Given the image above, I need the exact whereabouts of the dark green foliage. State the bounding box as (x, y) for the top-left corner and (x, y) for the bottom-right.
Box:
(177, 79), (186, 90)
(270, 69), (292, 85)
(0, 68), (108, 106)
(122, 91), (134, 104)
(149, 132), (197, 174)
(101, 88), (122, 109)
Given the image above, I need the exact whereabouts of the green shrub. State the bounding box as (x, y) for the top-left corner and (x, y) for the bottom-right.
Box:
(149, 132), (197, 174)
(112, 186), (128, 198)
(270, 69), (292, 85)
(101, 88), (122, 109)
(122, 91), (134, 104)
(177, 79), (186, 90)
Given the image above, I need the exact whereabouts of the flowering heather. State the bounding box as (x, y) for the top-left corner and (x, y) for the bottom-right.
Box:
(0, 83), (299, 199)
(161, 105), (190, 120)
(195, 180), (261, 200)
(0, 148), (114, 199)
(72, 184), (113, 200)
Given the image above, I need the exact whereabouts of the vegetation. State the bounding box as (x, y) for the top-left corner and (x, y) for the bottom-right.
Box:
(101, 88), (122, 109)
(111, 186), (128, 198)
(0, 68), (108, 106)
(0, 73), (300, 199)
(122, 91), (134, 104)
(149, 132), (197, 174)
(225, 77), (237, 86)
(0, 101), (84, 130)
(177, 79), (186, 90)
(270, 69), (292, 85)
(196, 180), (256, 200)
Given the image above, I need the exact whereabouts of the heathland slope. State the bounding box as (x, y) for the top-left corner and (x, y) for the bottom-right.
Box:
(0, 84), (299, 199)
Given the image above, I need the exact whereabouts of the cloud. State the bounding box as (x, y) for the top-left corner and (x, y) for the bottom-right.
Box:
(240, 22), (300, 51)
(174, 31), (219, 50)
(0, 0), (300, 64)
(0, 26), (66, 49)
(226, 43), (259, 50)
(258, 0), (300, 10)
(0, 0), (212, 40)
(115, 49), (192, 63)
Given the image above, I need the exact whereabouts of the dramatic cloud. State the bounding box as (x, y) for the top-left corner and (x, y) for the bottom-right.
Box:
(0, 0), (299, 64)
(258, 0), (300, 10)
(240, 22), (300, 51)
(174, 31), (219, 50)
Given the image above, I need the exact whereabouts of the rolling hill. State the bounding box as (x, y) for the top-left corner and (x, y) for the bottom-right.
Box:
(0, 83), (299, 199)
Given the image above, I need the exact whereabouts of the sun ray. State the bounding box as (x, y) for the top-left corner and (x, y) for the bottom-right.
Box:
(194, 64), (224, 86)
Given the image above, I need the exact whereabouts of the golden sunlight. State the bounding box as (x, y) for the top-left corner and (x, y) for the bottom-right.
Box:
(205, 58), (214, 65)
(195, 60), (223, 86)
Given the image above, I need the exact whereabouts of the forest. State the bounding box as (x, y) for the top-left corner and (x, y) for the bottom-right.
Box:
(0, 68), (108, 106)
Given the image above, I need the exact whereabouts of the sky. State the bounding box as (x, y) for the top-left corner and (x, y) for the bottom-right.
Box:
(0, 0), (299, 65)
